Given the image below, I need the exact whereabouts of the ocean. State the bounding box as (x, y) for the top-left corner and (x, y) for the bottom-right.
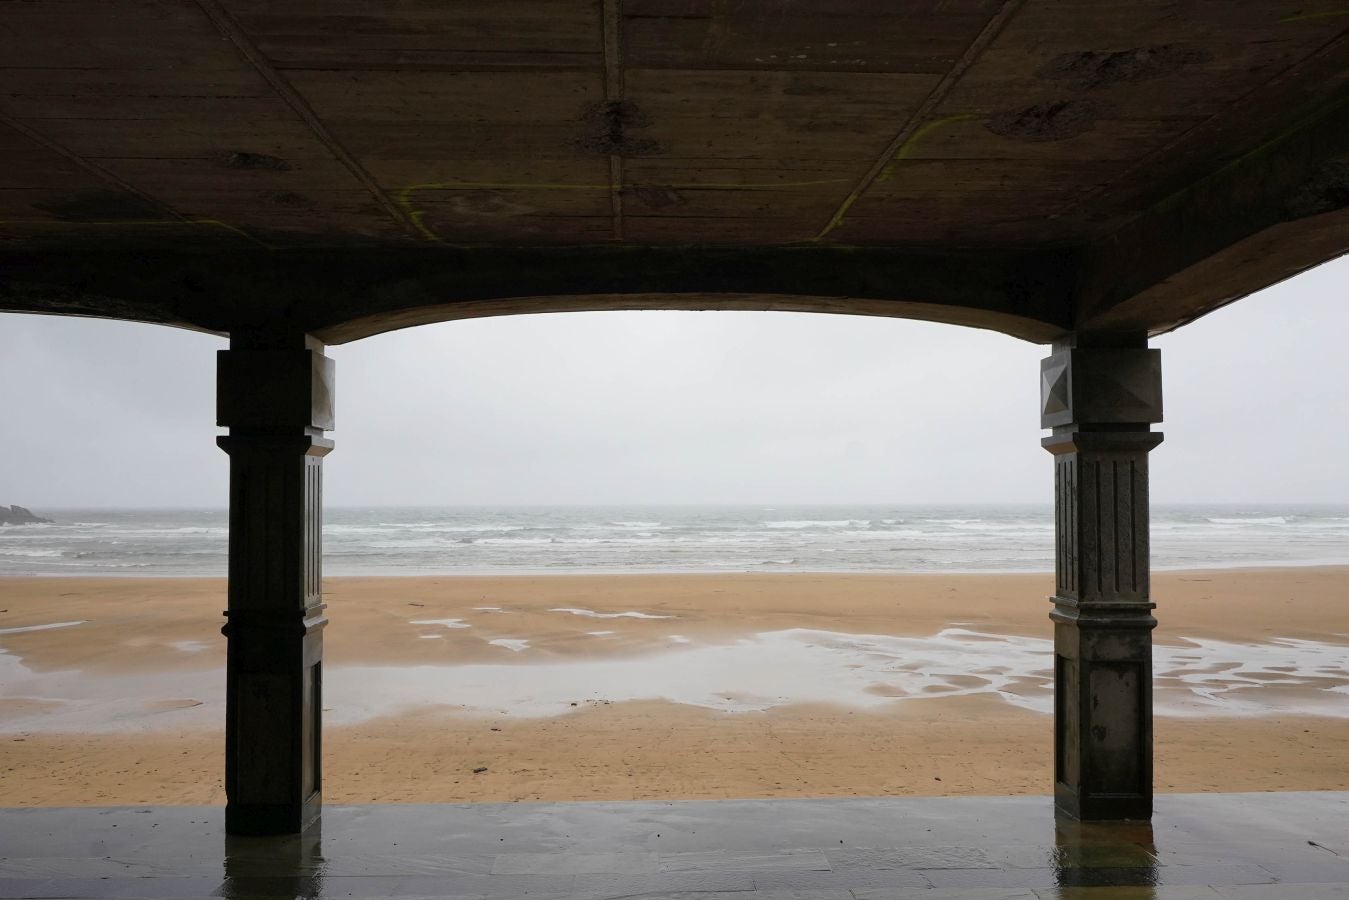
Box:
(0, 504), (1346, 577)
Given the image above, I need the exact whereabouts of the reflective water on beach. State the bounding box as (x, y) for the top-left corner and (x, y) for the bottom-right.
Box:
(2, 623), (1345, 733)
(6, 793), (1349, 898)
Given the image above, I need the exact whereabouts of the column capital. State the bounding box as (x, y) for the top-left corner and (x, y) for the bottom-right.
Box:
(217, 347), (335, 434)
(1041, 346), (1162, 431)
(1042, 430), (1164, 455)
(216, 433), (334, 456)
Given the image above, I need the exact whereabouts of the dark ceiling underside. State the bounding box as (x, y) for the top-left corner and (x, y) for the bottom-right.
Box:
(1, 1), (1347, 341)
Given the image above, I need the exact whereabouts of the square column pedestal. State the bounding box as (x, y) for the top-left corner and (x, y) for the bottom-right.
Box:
(217, 334), (334, 835)
(1040, 340), (1163, 821)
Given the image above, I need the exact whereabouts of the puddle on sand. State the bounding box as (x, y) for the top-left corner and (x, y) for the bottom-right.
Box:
(170, 641), (208, 654)
(0, 621), (85, 636)
(0, 628), (1346, 733)
(305, 629), (1349, 723)
(549, 608), (675, 620)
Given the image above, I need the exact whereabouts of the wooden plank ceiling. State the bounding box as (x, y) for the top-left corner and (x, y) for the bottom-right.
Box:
(0, 0), (1344, 249)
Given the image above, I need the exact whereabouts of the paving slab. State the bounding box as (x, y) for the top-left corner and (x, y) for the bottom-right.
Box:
(0, 793), (1343, 899)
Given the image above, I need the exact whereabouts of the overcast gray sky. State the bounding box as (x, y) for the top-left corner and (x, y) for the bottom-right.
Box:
(1, 256), (1345, 508)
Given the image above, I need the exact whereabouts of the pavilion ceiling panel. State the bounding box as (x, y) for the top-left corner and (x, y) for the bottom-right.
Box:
(626, 70), (939, 160)
(153, 200), (409, 247)
(390, 213), (616, 245)
(6, 108), (404, 244)
(23, 116), (330, 162)
(0, 0), (242, 70)
(222, 0), (601, 71)
(828, 216), (1083, 245)
(283, 70), (601, 162)
(0, 126), (99, 194)
(832, 113), (1208, 245)
(619, 216), (820, 243)
(842, 0), (1349, 245)
(622, 68), (938, 242)
(97, 158), (362, 195)
(383, 198), (615, 244)
(0, 0), (410, 245)
(212, 0), (607, 242)
(622, 0), (999, 73)
(0, 121), (242, 247)
(833, 158), (1111, 244)
(283, 69), (607, 244)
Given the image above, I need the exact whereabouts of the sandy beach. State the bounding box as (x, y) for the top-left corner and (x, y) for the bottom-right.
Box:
(1, 568), (1347, 806)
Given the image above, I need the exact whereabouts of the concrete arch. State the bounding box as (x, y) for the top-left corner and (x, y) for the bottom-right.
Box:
(0, 245), (1078, 346)
(313, 291), (1068, 345)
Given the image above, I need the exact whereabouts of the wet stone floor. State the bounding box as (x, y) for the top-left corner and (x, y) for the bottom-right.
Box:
(0, 792), (1346, 899)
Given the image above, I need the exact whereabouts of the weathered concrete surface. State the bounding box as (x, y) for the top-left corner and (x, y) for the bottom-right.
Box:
(0, 245), (1077, 342)
(1041, 338), (1164, 820)
(0, 2), (1346, 341)
(216, 331), (333, 835)
(2, 794), (1348, 896)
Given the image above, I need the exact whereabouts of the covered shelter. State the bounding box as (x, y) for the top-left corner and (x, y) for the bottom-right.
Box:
(2, 0), (1347, 836)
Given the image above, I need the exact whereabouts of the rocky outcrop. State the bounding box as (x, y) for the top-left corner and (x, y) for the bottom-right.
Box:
(0, 505), (52, 525)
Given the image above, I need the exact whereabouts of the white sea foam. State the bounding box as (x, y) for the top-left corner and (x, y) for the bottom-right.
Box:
(764, 520), (865, 529)
(5, 505), (1349, 576)
(488, 638), (530, 652)
(410, 618), (471, 629)
(840, 529), (928, 539)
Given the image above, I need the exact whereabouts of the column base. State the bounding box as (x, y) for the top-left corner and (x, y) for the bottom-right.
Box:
(222, 608), (327, 837)
(1051, 600), (1155, 823)
(1055, 783), (1152, 822)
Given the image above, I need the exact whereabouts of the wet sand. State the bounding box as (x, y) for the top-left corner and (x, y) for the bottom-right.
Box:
(1, 568), (1347, 805)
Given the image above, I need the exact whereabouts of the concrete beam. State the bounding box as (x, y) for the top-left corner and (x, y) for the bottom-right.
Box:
(1076, 75), (1349, 337)
(0, 244), (1077, 344)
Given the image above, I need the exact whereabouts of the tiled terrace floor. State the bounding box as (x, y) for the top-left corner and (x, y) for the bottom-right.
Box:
(0, 793), (1346, 899)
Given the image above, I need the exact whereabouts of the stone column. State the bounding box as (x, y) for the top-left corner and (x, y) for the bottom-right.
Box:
(216, 332), (334, 835)
(1040, 337), (1162, 821)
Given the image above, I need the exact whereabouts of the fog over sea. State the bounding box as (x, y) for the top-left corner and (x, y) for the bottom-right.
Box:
(1, 504), (1347, 577)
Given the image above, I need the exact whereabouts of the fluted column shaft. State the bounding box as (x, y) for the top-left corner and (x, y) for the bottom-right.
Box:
(217, 332), (334, 836)
(1041, 338), (1163, 821)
